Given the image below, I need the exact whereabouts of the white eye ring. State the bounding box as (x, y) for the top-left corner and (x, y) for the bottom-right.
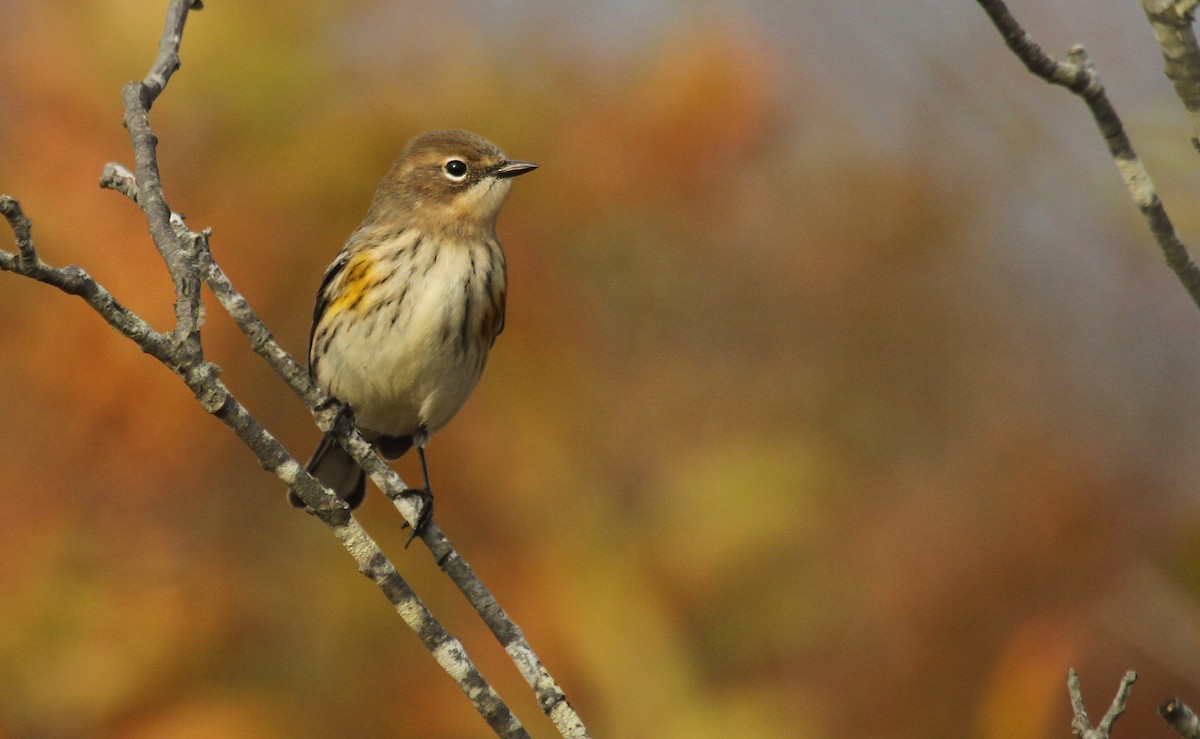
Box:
(442, 158), (468, 181)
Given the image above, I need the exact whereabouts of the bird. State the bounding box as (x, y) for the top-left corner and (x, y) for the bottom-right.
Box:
(291, 129), (536, 537)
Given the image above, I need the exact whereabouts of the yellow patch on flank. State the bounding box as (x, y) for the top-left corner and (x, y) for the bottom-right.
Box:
(326, 254), (379, 316)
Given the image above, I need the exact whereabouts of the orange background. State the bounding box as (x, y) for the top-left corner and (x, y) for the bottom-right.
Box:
(4, 2), (1200, 737)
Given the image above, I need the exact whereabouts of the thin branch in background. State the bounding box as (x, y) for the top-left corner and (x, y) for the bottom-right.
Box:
(1141, 0), (1200, 149)
(977, 2), (1200, 734)
(1068, 668), (1137, 739)
(1161, 697), (1200, 737)
(975, 0), (1200, 310)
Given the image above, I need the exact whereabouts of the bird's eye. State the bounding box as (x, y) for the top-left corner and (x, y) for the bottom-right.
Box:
(443, 159), (468, 180)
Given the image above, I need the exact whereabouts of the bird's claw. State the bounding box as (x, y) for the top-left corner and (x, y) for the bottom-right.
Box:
(400, 487), (434, 548)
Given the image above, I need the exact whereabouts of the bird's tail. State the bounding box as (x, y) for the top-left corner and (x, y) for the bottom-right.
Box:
(290, 431), (366, 510)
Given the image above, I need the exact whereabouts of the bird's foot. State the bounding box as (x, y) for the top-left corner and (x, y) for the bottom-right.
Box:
(334, 403), (356, 429)
(399, 487), (434, 548)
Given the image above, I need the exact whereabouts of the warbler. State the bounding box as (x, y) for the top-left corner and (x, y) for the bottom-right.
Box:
(291, 129), (536, 532)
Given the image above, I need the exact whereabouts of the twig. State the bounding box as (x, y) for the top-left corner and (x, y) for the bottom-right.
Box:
(120, 0), (202, 354)
(976, 0), (1200, 311)
(0, 196), (174, 365)
(413, 520), (586, 734)
(1068, 668), (1137, 738)
(0, 195), (35, 267)
(1161, 697), (1200, 737)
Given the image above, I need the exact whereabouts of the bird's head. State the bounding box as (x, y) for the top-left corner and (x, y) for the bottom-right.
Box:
(366, 129), (537, 237)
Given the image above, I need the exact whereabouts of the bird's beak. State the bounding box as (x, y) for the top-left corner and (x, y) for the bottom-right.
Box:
(493, 160), (538, 178)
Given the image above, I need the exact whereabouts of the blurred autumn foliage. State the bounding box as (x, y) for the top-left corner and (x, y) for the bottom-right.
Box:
(6, 1), (1200, 737)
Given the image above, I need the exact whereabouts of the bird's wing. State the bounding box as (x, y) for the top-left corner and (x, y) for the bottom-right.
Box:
(308, 249), (353, 374)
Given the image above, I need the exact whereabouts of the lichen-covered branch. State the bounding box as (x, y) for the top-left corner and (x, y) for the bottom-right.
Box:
(1141, 0), (1200, 149)
(976, 0), (1200, 310)
(1068, 669), (1136, 739)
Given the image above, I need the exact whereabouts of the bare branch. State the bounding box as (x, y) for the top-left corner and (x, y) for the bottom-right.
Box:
(976, 0), (1200, 311)
(1068, 668), (1137, 739)
(1097, 672), (1138, 735)
(0, 196), (175, 365)
(193, 236), (319, 404)
(142, 0), (197, 105)
(1162, 697), (1200, 737)
(1068, 668), (1092, 736)
(412, 517), (586, 735)
(0, 194), (35, 268)
(1142, 0), (1200, 149)
(976, 3), (1200, 734)
(120, 0), (202, 353)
